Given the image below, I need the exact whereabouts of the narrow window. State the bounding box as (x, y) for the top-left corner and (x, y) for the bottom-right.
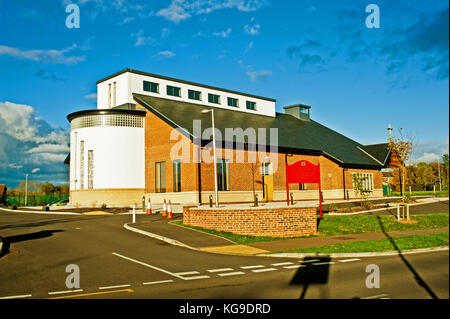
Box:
(227, 97), (238, 107)
(155, 161), (166, 193)
(173, 160), (181, 192)
(108, 83), (111, 108)
(80, 141), (84, 189)
(246, 101), (256, 110)
(217, 159), (230, 191)
(299, 183), (308, 190)
(113, 82), (116, 107)
(188, 89), (201, 101)
(167, 85), (181, 97)
(208, 93), (220, 104)
(88, 150), (94, 189)
(143, 81), (159, 93)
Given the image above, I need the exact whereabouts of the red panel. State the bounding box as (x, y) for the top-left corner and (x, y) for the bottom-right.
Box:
(286, 160), (320, 184)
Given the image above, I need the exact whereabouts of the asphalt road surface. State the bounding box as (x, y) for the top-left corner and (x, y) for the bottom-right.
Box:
(0, 209), (448, 300)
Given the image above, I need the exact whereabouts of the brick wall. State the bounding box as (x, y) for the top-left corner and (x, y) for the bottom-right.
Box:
(183, 206), (317, 237)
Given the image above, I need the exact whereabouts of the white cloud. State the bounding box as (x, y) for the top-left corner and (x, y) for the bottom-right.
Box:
(161, 27), (171, 38)
(157, 0), (190, 23)
(31, 168), (40, 173)
(26, 144), (70, 154)
(244, 18), (260, 35)
(132, 30), (154, 47)
(154, 50), (176, 58)
(157, 0), (268, 23)
(411, 137), (449, 163)
(8, 163), (23, 170)
(246, 69), (272, 81)
(212, 28), (232, 38)
(0, 44), (85, 65)
(85, 93), (97, 101)
(0, 101), (69, 186)
(244, 41), (254, 53)
(120, 16), (135, 25)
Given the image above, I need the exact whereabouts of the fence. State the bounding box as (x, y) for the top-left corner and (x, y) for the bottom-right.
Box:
(4, 194), (69, 207)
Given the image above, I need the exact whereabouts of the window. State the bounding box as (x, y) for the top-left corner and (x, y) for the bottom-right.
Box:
(80, 141), (84, 189)
(88, 150), (94, 189)
(143, 81), (159, 93)
(167, 85), (181, 97)
(352, 172), (374, 191)
(217, 159), (230, 191)
(262, 162), (271, 175)
(208, 93), (220, 104)
(188, 89), (201, 101)
(227, 97), (238, 107)
(173, 160), (181, 192)
(155, 162), (166, 193)
(113, 82), (116, 107)
(246, 101), (256, 110)
(108, 83), (111, 108)
(299, 183), (308, 190)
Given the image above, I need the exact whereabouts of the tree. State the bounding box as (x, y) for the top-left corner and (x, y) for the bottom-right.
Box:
(352, 173), (372, 208)
(415, 162), (436, 190)
(388, 128), (413, 201)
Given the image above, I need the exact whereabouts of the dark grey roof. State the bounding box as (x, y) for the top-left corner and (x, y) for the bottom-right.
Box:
(133, 93), (386, 168)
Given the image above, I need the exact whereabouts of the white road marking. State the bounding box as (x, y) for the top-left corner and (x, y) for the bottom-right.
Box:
(361, 294), (389, 299)
(207, 268), (234, 273)
(218, 271), (245, 277)
(271, 262), (294, 266)
(338, 258), (361, 263)
(312, 262), (335, 266)
(299, 259), (320, 263)
(174, 271), (200, 276)
(143, 280), (174, 285)
(251, 268), (277, 273)
(48, 289), (83, 295)
(99, 284), (131, 290)
(0, 294), (32, 299)
(112, 252), (186, 280)
(182, 275), (211, 280)
(283, 265), (307, 269)
(240, 265), (265, 269)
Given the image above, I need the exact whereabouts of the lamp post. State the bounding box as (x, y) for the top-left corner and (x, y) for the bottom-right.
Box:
(201, 109), (219, 208)
(25, 173), (29, 206)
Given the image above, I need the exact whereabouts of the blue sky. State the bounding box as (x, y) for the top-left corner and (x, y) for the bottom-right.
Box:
(0, 0), (448, 188)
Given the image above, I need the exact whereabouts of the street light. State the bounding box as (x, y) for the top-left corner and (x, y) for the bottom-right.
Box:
(201, 109), (219, 208)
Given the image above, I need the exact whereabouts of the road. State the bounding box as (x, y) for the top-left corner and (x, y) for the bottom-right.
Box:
(0, 209), (448, 300)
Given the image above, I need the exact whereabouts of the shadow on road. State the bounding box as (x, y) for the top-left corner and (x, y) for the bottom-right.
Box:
(375, 215), (438, 299)
(0, 230), (63, 258)
(289, 256), (331, 299)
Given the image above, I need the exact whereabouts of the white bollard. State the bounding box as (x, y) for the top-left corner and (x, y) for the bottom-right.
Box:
(132, 204), (136, 223)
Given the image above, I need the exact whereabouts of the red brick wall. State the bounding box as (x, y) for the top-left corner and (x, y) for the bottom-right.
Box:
(183, 206), (317, 237)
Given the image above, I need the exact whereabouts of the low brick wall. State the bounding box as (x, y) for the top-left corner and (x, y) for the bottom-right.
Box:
(183, 206), (317, 238)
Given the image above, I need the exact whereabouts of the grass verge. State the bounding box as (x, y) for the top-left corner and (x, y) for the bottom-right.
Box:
(270, 233), (449, 254)
(172, 213), (449, 244)
(170, 220), (299, 244)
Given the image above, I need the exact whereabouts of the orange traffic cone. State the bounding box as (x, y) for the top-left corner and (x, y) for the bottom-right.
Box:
(167, 200), (173, 219)
(162, 199), (167, 217)
(146, 199), (152, 215)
